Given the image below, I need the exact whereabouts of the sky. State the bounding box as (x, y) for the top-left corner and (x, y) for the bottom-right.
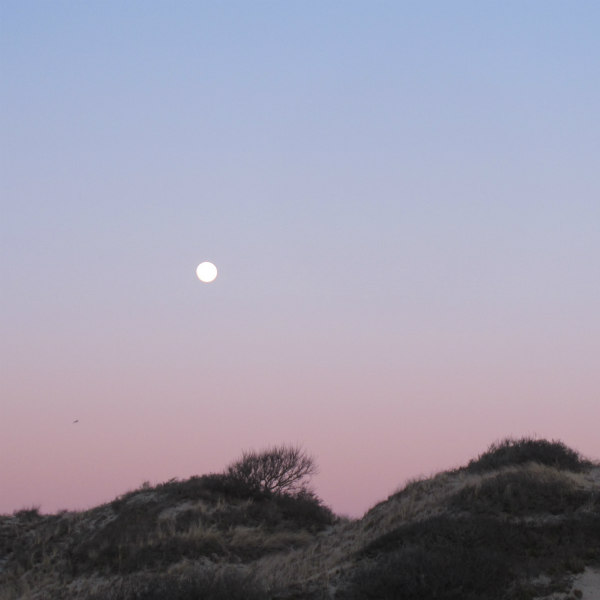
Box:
(1, 1), (599, 518)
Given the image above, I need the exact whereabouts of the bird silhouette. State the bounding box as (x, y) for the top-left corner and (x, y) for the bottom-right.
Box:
(73, 419), (79, 424)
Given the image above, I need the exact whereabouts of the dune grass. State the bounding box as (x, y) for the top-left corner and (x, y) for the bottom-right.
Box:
(1, 438), (598, 600)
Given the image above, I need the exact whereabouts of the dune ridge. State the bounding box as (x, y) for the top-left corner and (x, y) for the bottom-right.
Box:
(1, 437), (599, 599)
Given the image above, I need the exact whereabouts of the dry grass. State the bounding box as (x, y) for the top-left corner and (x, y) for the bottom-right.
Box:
(255, 460), (600, 597)
(2, 438), (599, 600)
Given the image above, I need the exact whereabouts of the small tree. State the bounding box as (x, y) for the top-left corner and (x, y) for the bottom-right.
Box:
(226, 445), (317, 496)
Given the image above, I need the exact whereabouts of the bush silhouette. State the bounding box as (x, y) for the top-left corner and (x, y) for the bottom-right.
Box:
(225, 445), (317, 496)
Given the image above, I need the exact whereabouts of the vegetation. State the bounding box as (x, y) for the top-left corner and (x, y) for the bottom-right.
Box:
(450, 467), (591, 516)
(342, 512), (600, 599)
(464, 437), (593, 474)
(225, 445), (317, 496)
(1, 438), (598, 600)
(10, 506), (41, 522)
(340, 438), (599, 600)
(86, 569), (269, 600)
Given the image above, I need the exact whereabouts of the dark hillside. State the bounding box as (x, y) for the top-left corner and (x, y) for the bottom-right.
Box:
(1, 438), (599, 600)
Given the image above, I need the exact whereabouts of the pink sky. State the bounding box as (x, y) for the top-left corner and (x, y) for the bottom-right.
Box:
(3, 309), (598, 517)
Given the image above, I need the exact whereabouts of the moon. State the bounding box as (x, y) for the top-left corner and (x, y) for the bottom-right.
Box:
(196, 261), (218, 283)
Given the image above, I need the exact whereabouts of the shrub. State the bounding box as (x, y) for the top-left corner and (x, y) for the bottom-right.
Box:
(225, 445), (317, 496)
(464, 438), (592, 474)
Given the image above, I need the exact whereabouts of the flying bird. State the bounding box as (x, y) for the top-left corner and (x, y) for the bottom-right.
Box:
(73, 419), (79, 424)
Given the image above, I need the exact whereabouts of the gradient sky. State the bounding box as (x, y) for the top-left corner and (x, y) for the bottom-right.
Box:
(1, 1), (599, 518)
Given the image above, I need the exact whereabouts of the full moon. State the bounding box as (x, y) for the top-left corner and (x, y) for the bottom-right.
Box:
(196, 261), (218, 283)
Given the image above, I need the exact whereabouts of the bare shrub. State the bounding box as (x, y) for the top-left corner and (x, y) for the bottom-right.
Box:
(225, 445), (317, 496)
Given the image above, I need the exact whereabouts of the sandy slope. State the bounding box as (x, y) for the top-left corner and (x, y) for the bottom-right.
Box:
(570, 568), (600, 600)
(534, 568), (600, 600)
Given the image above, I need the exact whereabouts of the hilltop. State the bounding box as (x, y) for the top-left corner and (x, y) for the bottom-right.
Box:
(1, 438), (599, 599)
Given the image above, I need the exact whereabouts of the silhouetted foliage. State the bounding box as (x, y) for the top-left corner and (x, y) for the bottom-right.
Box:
(226, 445), (317, 496)
(465, 437), (592, 474)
